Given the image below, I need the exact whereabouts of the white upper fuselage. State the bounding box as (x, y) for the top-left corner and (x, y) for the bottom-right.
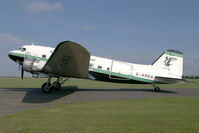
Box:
(10, 45), (54, 61)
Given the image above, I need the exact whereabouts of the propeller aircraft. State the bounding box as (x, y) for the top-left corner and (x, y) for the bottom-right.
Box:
(8, 41), (184, 93)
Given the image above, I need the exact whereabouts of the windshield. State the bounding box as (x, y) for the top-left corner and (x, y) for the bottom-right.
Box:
(18, 47), (26, 52)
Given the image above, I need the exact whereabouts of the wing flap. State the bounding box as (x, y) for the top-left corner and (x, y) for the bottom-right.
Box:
(42, 41), (90, 78)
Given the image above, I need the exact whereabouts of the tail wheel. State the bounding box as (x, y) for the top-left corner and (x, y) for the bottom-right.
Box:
(42, 82), (52, 93)
(154, 86), (160, 92)
(53, 81), (61, 90)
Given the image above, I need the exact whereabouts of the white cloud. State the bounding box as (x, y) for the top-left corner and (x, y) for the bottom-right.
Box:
(0, 33), (24, 45)
(24, 1), (63, 13)
(81, 25), (95, 30)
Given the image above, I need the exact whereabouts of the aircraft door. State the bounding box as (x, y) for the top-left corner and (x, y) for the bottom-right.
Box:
(110, 61), (132, 78)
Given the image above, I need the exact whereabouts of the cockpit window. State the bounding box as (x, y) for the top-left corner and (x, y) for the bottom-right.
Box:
(18, 47), (26, 52)
(22, 48), (26, 51)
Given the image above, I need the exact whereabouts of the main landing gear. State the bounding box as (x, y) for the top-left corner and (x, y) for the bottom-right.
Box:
(152, 83), (160, 92)
(41, 77), (69, 93)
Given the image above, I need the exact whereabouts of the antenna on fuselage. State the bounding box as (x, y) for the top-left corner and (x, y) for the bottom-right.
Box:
(31, 42), (34, 46)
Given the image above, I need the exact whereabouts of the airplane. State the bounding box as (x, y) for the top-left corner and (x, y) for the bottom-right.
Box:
(8, 41), (184, 93)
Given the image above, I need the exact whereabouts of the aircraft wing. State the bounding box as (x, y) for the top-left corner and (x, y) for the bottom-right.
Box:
(154, 76), (186, 84)
(42, 41), (90, 78)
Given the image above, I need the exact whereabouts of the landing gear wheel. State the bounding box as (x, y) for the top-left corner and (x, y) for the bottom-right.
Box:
(53, 81), (61, 90)
(154, 86), (160, 92)
(42, 82), (52, 93)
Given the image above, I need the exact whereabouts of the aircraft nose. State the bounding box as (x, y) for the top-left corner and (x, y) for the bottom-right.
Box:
(8, 50), (13, 54)
(8, 50), (24, 63)
(8, 50), (15, 60)
(8, 50), (14, 57)
(8, 50), (19, 55)
(8, 50), (17, 57)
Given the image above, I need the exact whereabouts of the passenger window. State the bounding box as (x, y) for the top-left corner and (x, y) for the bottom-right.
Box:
(89, 64), (93, 68)
(98, 66), (102, 69)
(42, 55), (46, 58)
(107, 67), (110, 71)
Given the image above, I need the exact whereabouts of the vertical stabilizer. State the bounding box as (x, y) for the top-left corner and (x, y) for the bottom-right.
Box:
(152, 49), (183, 79)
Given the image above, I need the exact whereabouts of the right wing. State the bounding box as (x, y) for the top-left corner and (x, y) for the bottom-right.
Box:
(42, 41), (90, 78)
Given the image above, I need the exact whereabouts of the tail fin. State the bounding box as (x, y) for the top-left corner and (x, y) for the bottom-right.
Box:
(152, 49), (183, 79)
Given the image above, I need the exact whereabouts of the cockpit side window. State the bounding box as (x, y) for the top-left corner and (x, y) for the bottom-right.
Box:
(22, 48), (26, 52)
(19, 47), (26, 52)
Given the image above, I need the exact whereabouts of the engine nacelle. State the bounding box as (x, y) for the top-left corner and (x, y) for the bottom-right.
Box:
(23, 58), (46, 73)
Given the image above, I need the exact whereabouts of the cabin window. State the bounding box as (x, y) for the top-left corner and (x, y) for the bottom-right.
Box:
(107, 67), (110, 71)
(89, 64), (93, 68)
(98, 65), (102, 69)
(42, 54), (46, 58)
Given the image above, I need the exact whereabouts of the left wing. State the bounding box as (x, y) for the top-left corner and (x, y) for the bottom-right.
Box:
(42, 41), (90, 78)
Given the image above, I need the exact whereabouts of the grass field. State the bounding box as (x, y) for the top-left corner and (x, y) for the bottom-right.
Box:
(0, 78), (199, 133)
(0, 97), (199, 133)
(0, 77), (199, 89)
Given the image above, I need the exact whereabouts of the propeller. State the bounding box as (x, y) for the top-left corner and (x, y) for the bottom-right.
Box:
(18, 63), (24, 80)
(21, 66), (24, 79)
(18, 63), (21, 71)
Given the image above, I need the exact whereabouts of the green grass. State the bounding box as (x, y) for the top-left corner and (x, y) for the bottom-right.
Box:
(0, 78), (199, 133)
(0, 77), (199, 89)
(0, 97), (199, 133)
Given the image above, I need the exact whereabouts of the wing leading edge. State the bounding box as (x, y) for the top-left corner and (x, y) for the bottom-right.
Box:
(42, 41), (90, 78)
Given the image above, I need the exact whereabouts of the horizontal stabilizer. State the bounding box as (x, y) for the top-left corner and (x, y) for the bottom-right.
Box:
(155, 76), (186, 84)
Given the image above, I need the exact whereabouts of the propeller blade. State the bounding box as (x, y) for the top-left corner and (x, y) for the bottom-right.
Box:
(18, 64), (21, 71)
(21, 66), (24, 80)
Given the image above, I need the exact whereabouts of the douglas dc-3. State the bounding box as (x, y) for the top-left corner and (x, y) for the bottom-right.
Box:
(8, 41), (184, 93)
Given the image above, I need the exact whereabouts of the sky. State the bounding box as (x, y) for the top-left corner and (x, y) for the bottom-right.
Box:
(0, 0), (199, 76)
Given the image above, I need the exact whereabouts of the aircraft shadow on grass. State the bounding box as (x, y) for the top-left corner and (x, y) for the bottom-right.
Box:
(2, 86), (78, 104)
(2, 86), (177, 104)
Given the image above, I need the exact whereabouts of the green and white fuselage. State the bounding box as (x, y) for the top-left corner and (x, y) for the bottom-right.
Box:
(8, 43), (183, 85)
(89, 51), (183, 84)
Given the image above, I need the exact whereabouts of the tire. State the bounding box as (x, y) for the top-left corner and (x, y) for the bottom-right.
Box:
(154, 86), (160, 92)
(42, 82), (52, 93)
(52, 81), (61, 90)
